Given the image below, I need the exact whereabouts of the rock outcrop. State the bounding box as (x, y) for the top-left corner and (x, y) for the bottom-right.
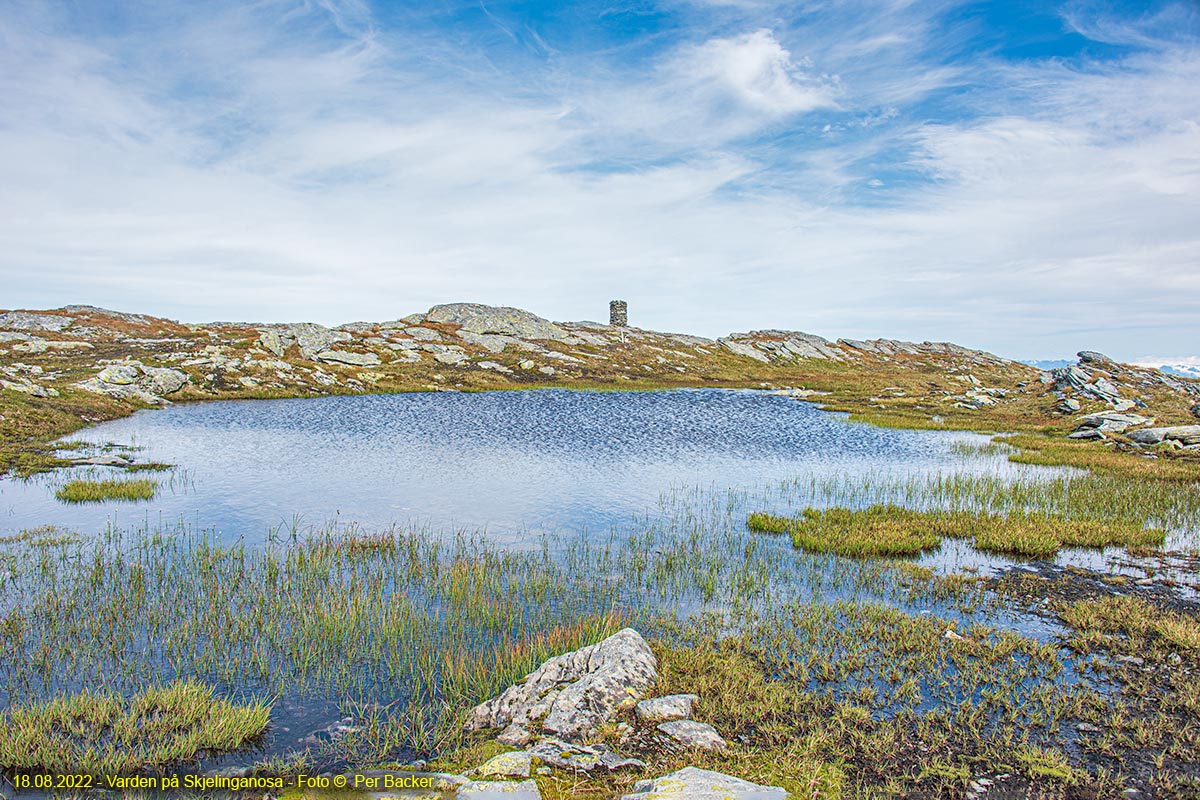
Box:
(76, 361), (188, 404)
(424, 303), (571, 342)
(257, 323), (353, 360)
(464, 628), (657, 744)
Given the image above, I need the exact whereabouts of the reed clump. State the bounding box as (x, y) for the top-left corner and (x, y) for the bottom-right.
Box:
(54, 478), (156, 503)
(0, 680), (270, 774)
(750, 505), (1165, 559)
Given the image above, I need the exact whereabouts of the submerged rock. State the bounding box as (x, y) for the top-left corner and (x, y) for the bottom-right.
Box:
(620, 767), (787, 800)
(464, 628), (657, 742)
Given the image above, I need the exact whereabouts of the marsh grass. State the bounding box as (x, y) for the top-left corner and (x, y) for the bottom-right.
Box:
(55, 478), (156, 503)
(749, 505), (1164, 559)
(0, 680), (270, 774)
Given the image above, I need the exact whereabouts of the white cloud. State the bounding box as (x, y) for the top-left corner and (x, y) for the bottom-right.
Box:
(0, 1), (1197, 361)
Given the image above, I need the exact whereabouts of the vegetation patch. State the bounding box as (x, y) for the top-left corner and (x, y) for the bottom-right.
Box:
(748, 505), (1164, 559)
(0, 680), (270, 774)
(54, 478), (156, 503)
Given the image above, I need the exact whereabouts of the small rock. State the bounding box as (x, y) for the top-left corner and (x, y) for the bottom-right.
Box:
(458, 779), (541, 799)
(1076, 722), (1101, 733)
(656, 720), (726, 751)
(944, 629), (966, 642)
(635, 694), (698, 724)
(316, 350), (380, 367)
(537, 365), (556, 376)
(477, 751), (533, 779)
(435, 351), (470, 365)
(621, 767), (787, 800)
(526, 738), (645, 773)
(496, 724), (532, 747)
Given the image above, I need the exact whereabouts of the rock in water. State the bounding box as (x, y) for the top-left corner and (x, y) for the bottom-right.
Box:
(620, 767), (787, 800)
(424, 303), (571, 342)
(464, 628), (657, 742)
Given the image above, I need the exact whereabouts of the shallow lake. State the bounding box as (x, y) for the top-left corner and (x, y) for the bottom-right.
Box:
(2, 388), (1021, 543)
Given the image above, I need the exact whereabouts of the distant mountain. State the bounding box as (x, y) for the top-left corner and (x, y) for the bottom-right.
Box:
(1157, 363), (1200, 379)
(1021, 359), (1073, 371)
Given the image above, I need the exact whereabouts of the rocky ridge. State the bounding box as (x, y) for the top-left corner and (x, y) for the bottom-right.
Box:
(3, 302), (1199, 477)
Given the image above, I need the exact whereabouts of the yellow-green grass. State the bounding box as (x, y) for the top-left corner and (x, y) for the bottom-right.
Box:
(999, 433), (1200, 484)
(0, 680), (270, 774)
(55, 478), (156, 503)
(749, 506), (1164, 559)
(1060, 596), (1200, 652)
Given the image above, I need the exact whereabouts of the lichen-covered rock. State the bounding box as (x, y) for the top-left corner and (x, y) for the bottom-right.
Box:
(0, 311), (72, 331)
(424, 303), (570, 342)
(458, 779), (541, 799)
(1073, 412), (1152, 433)
(656, 720), (726, 751)
(76, 361), (188, 404)
(316, 350), (380, 367)
(257, 324), (352, 360)
(526, 738), (645, 773)
(621, 767), (787, 800)
(464, 628), (657, 741)
(476, 751), (532, 779)
(635, 694), (698, 724)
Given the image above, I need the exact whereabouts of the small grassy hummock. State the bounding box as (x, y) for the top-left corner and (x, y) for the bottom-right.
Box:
(55, 478), (156, 503)
(748, 506), (949, 557)
(749, 506), (1165, 559)
(0, 680), (270, 774)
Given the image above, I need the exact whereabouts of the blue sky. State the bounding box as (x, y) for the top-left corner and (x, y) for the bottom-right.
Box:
(0, 0), (1197, 361)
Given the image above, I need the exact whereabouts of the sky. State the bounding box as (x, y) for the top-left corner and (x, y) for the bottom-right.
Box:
(0, 0), (1197, 361)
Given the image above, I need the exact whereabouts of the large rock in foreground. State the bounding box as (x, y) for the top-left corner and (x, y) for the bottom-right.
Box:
(620, 767), (787, 800)
(464, 628), (657, 743)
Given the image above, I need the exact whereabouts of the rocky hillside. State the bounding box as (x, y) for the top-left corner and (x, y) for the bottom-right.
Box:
(2, 302), (1199, 476)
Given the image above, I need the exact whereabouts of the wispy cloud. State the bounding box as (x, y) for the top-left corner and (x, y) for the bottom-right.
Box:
(0, 0), (1196, 360)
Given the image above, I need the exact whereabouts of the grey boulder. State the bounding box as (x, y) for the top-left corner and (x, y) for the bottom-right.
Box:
(464, 628), (657, 742)
(621, 767), (787, 800)
(526, 738), (645, 773)
(656, 720), (726, 751)
(1127, 426), (1200, 446)
(635, 694), (698, 723)
(458, 780), (541, 799)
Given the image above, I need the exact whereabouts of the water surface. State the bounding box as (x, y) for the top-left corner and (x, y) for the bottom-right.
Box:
(0, 389), (1018, 543)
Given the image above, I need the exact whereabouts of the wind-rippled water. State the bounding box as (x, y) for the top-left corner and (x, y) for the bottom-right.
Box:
(0, 388), (1018, 543)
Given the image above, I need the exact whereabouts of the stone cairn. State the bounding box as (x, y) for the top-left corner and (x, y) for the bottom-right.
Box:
(609, 300), (627, 327)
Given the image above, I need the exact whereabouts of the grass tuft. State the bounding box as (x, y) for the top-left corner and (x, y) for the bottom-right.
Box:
(0, 680), (270, 774)
(55, 478), (156, 503)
